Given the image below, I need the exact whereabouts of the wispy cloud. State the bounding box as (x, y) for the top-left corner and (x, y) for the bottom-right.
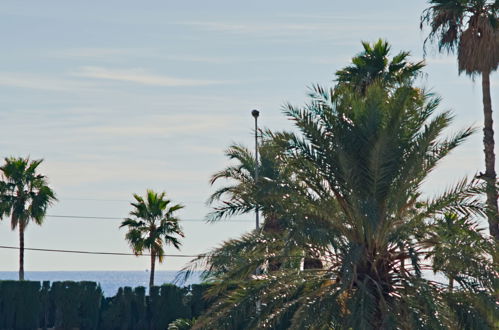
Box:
(81, 113), (237, 138)
(43, 158), (210, 187)
(0, 73), (96, 92)
(73, 66), (226, 87)
(50, 47), (155, 59)
(162, 54), (348, 65)
(177, 20), (413, 37)
(50, 47), (347, 65)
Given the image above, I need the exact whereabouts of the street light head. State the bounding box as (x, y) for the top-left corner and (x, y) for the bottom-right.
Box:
(251, 109), (260, 118)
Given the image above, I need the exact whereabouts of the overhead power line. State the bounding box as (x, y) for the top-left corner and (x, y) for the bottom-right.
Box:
(45, 215), (253, 222)
(58, 197), (206, 204)
(58, 198), (130, 202)
(48, 215), (122, 220)
(0, 246), (306, 260)
(0, 245), (202, 258)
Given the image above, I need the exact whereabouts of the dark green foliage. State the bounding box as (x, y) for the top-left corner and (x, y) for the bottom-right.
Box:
(38, 281), (51, 330)
(168, 318), (194, 330)
(99, 286), (149, 330)
(0, 281), (19, 329)
(78, 282), (103, 330)
(149, 284), (191, 330)
(445, 291), (499, 329)
(131, 287), (149, 329)
(0, 280), (41, 330)
(99, 291), (126, 330)
(51, 281), (102, 330)
(100, 287), (129, 330)
(51, 281), (79, 329)
(189, 284), (212, 318)
(100, 284), (191, 330)
(0, 281), (199, 329)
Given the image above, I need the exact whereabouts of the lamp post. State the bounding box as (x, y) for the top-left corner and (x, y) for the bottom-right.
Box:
(251, 109), (262, 315)
(251, 109), (260, 230)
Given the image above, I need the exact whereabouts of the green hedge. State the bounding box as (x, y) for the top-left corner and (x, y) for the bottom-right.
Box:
(0, 280), (41, 330)
(39, 281), (51, 330)
(189, 284), (212, 318)
(50, 281), (102, 330)
(100, 286), (149, 330)
(149, 284), (191, 329)
(0, 281), (209, 329)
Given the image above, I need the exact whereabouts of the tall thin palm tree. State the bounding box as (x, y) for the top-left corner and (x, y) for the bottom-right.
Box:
(421, 0), (499, 240)
(335, 39), (425, 94)
(0, 157), (57, 280)
(120, 190), (184, 289)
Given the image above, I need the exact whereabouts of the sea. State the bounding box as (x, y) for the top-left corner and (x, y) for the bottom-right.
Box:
(0, 271), (201, 297)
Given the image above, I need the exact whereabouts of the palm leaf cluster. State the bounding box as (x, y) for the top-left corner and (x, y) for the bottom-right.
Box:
(335, 39), (425, 94)
(0, 158), (56, 229)
(182, 57), (498, 328)
(121, 190), (184, 288)
(421, 0), (499, 75)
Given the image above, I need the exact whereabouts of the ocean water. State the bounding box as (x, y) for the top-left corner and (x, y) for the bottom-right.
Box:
(0, 271), (200, 297)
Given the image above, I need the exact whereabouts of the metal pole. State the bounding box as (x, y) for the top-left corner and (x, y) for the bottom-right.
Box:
(251, 109), (260, 230)
(251, 109), (262, 316)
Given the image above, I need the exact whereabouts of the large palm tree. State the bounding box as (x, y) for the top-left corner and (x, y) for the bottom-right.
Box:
(335, 39), (425, 94)
(188, 83), (497, 329)
(121, 190), (184, 289)
(421, 0), (499, 240)
(0, 157), (57, 281)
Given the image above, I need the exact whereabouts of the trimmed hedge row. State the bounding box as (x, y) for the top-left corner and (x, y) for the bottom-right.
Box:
(0, 281), (211, 330)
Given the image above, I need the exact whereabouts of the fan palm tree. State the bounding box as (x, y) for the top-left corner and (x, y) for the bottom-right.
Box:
(121, 190), (184, 289)
(188, 83), (497, 329)
(0, 157), (57, 281)
(421, 0), (499, 240)
(335, 39), (425, 94)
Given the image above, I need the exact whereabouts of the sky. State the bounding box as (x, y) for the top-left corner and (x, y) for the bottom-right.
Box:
(0, 1), (497, 271)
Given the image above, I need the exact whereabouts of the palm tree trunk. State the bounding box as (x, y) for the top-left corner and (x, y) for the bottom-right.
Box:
(481, 71), (499, 241)
(149, 251), (155, 289)
(19, 222), (25, 281)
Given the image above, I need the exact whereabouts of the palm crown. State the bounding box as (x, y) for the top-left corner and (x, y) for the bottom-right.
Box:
(121, 190), (184, 288)
(335, 39), (425, 94)
(421, 0), (499, 75)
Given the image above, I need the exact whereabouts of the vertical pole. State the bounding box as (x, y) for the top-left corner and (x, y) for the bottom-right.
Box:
(254, 115), (259, 230)
(252, 109), (260, 230)
(251, 109), (262, 316)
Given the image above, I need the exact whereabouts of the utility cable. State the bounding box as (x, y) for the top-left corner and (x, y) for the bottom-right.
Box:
(45, 215), (252, 222)
(57, 197), (206, 204)
(0, 245), (203, 258)
(0, 245), (307, 260)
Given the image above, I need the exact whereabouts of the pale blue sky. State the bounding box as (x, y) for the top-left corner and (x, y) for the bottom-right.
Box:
(0, 1), (497, 270)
